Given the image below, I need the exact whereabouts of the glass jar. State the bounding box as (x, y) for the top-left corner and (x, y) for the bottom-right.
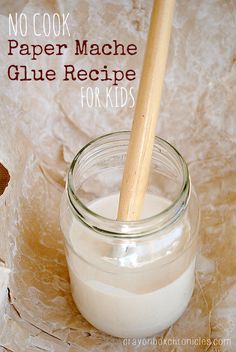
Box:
(60, 131), (200, 338)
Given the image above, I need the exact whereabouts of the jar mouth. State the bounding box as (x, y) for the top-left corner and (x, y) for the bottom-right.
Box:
(67, 131), (190, 238)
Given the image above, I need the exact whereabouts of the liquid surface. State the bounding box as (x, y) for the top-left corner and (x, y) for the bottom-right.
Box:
(88, 193), (171, 219)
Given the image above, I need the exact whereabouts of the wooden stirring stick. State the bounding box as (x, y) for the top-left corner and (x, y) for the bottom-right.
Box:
(117, 0), (175, 221)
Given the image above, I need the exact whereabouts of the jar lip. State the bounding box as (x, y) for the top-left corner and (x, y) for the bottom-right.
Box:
(67, 131), (190, 238)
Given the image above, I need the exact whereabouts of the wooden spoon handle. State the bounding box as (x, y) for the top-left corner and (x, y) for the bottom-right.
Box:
(117, 0), (175, 221)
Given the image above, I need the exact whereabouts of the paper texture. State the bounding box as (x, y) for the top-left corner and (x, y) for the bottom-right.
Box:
(0, 0), (235, 351)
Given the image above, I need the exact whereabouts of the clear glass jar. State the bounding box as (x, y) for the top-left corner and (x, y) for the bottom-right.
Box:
(60, 131), (200, 338)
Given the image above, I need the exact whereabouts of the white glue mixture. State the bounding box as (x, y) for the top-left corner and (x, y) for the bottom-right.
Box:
(68, 194), (195, 338)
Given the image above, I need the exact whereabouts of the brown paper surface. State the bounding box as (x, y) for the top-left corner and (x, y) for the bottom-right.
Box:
(0, 1), (235, 351)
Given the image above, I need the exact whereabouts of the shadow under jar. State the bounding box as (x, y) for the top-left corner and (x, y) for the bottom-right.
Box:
(60, 131), (200, 338)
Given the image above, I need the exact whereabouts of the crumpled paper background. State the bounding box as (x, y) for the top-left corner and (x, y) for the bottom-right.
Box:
(0, 0), (236, 351)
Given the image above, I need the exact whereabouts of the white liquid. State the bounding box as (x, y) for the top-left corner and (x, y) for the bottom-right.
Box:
(68, 194), (195, 338)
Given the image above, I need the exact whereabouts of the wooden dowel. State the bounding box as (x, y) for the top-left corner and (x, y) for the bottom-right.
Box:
(117, 0), (175, 221)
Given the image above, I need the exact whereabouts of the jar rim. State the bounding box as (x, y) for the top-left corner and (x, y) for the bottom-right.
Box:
(67, 131), (190, 238)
